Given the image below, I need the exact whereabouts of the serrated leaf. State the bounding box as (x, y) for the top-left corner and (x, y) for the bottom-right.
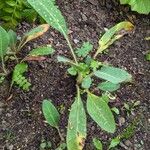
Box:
(8, 29), (17, 48)
(95, 21), (134, 56)
(11, 18), (18, 26)
(90, 60), (102, 71)
(67, 67), (77, 76)
(3, 8), (14, 13)
(27, 0), (68, 37)
(81, 76), (92, 89)
(93, 138), (103, 150)
(24, 24), (49, 43)
(29, 45), (55, 56)
(67, 88), (86, 150)
(42, 99), (60, 128)
(120, 0), (150, 14)
(12, 63), (31, 91)
(22, 9), (38, 22)
(14, 10), (22, 19)
(98, 81), (120, 92)
(94, 66), (132, 84)
(5, 1), (16, 6)
(76, 42), (93, 58)
(1, 16), (12, 21)
(0, 2), (5, 9)
(87, 92), (116, 133)
(109, 138), (120, 149)
(0, 26), (9, 59)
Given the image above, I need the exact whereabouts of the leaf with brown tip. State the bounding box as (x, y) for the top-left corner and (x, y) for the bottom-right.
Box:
(24, 24), (49, 43)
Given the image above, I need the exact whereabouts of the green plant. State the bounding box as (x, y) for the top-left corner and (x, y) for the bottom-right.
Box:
(40, 138), (52, 150)
(145, 52), (150, 61)
(0, 24), (54, 90)
(109, 116), (140, 149)
(27, 0), (134, 149)
(124, 100), (140, 116)
(0, 0), (44, 29)
(93, 138), (103, 150)
(120, 0), (150, 14)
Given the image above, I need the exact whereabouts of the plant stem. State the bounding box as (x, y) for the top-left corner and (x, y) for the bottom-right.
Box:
(56, 127), (64, 141)
(93, 49), (101, 59)
(1, 57), (7, 74)
(65, 36), (78, 64)
(17, 38), (26, 52)
(13, 54), (19, 63)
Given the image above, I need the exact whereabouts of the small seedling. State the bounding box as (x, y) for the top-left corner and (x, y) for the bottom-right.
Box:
(145, 52), (150, 61)
(124, 100), (140, 116)
(109, 116), (140, 149)
(93, 138), (103, 150)
(0, 24), (54, 91)
(27, 0), (134, 149)
(40, 139), (52, 150)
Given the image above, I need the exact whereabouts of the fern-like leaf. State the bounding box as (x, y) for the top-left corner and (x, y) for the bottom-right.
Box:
(12, 63), (31, 91)
(75, 42), (93, 58)
(27, 0), (68, 37)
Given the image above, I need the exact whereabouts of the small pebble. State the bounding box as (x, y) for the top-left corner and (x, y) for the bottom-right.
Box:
(73, 39), (79, 44)
(119, 117), (125, 126)
(91, 126), (95, 131)
(0, 102), (4, 107)
(125, 140), (132, 147)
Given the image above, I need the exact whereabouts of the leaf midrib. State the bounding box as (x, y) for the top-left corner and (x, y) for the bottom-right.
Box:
(95, 71), (122, 83)
(45, 103), (58, 127)
(89, 95), (113, 130)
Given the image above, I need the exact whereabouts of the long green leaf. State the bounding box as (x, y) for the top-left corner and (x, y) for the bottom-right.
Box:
(27, 0), (68, 37)
(67, 87), (87, 150)
(87, 92), (116, 133)
(42, 99), (60, 128)
(29, 45), (55, 56)
(94, 66), (132, 84)
(0, 26), (9, 58)
(8, 29), (17, 48)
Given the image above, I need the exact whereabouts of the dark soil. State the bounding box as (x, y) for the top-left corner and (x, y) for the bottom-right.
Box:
(0, 0), (150, 150)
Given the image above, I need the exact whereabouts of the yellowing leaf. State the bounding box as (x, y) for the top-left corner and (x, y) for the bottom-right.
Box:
(67, 87), (86, 150)
(24, 24), (49, 43)
(94, 21), (134, 58)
